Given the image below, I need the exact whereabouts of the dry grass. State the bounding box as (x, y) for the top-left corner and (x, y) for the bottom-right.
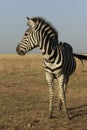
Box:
(0, 54), (87, 130)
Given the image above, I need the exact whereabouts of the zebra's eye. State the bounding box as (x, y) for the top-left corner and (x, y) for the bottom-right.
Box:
(25, 33), (28, 36)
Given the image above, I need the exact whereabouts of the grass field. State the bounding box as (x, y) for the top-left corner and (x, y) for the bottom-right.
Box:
(0, 54), (87, 130)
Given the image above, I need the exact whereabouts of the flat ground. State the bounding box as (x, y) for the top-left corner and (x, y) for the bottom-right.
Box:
(0, 54), (87, 130)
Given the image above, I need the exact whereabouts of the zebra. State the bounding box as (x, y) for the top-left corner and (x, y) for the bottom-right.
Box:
(16, 17), (87, 120)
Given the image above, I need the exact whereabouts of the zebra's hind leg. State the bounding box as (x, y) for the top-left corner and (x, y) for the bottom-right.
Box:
(45, 72), (54, 118)
(57, 75), (69, 120)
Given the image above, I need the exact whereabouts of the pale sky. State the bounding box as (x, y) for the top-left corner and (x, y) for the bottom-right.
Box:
(0, 0), (87, 54)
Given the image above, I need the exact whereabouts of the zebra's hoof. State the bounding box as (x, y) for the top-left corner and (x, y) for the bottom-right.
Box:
(48, 115), (53, 119)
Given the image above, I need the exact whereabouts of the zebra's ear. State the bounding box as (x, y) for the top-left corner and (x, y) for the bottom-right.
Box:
(27, 18), (36, 28)
(51, 38), (58, 50)
(27, 17), (30, 20)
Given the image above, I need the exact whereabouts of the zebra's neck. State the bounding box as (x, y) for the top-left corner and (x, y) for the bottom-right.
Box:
(35, 20), (58, 62)
(38, 36), (55, 60)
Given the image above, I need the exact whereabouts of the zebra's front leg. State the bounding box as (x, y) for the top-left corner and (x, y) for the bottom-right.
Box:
(59, 83), (68, 110)
(57, 75), (69, 120)
(57, 77), (68, 111)
(54, 79), (63, 110)
(48, 83), (54, 118)
(45, 72), (54, 118)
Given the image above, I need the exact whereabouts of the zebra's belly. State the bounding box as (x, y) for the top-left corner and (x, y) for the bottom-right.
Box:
(43, 58), (76, 75)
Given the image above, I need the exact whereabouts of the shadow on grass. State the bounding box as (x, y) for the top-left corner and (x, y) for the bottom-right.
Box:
(68, 103), (87, 120)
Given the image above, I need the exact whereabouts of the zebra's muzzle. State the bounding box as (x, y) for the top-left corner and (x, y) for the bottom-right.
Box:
(17, 50), (25, 55)
(16, 45), (25, 56)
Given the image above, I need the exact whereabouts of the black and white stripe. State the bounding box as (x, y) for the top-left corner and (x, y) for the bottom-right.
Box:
(16, 17), (87, 120)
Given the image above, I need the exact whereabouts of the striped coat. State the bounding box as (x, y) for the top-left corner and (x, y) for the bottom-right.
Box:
(16, 17), (87, 120)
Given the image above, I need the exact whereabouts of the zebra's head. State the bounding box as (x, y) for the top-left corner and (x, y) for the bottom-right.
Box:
(16, 17), (58, 55)
(16, 17), (39, 55)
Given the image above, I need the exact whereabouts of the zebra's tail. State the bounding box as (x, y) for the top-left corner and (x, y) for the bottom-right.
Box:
(73, 53), (87, 64)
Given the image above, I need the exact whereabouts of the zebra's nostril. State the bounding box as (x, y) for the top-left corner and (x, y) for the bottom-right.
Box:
(18, 50), (25, 55)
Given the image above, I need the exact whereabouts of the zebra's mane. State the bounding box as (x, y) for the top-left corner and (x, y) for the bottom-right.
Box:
(31, 17), (58, 39)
